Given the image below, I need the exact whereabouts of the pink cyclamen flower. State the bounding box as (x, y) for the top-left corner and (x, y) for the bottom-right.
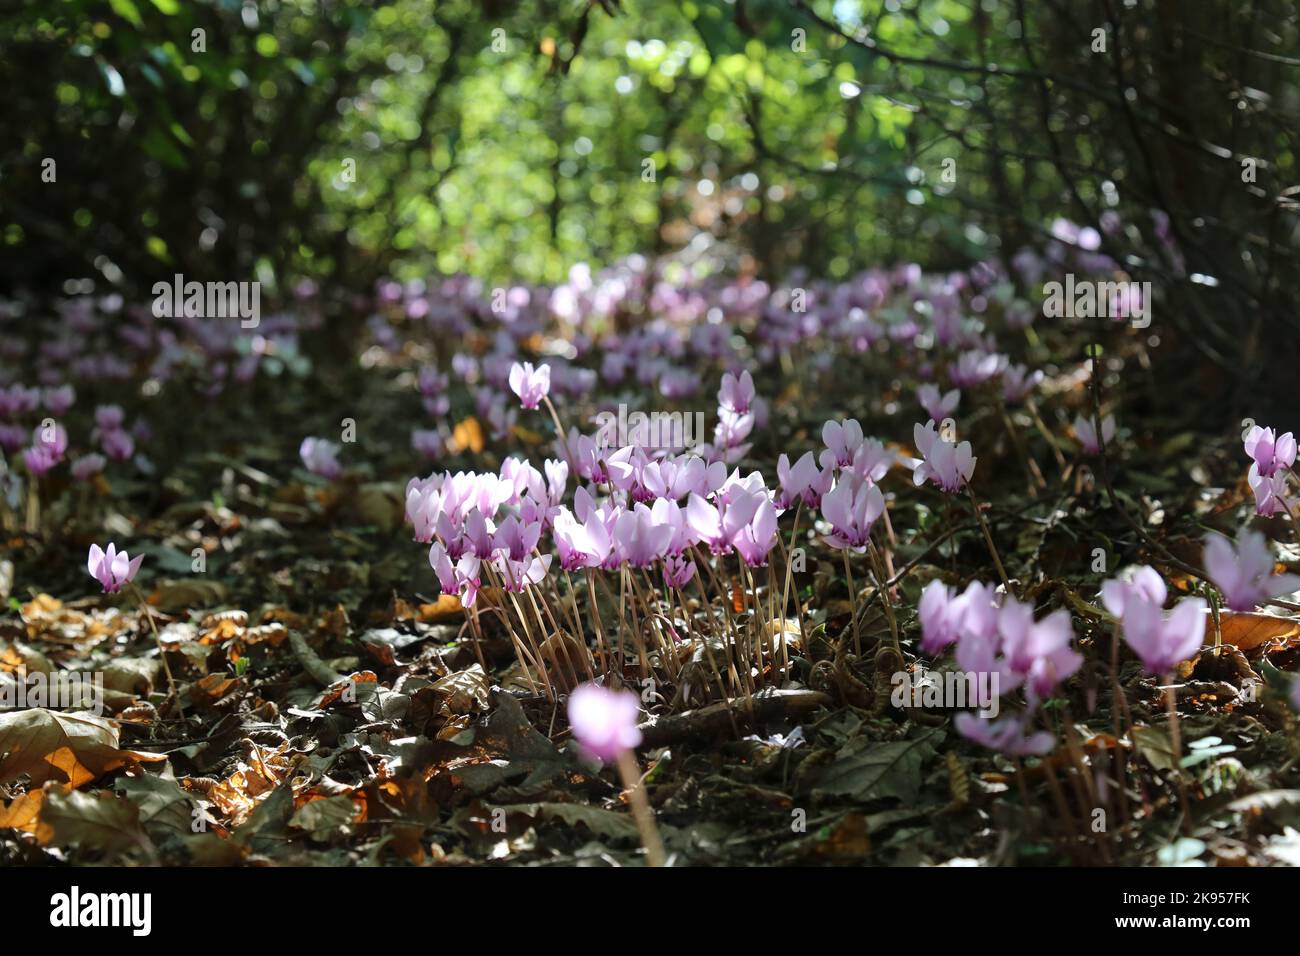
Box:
(614, 503), (674, 568)
(0, 384), (40, 417)
(847, 439), (894, 485)
(71, 454), (107, 482)
(429, 542), (481, 608)
(567, 683), (643, 763)
(955, 713), (1054, 756)
(493, 552), (552, 592)
(1103, 564), (1206, 673)
(996, 599), (1082, 701)
(1099, 564), (1168, 619)
(508, 361), (551, 410)
(820, 418), (865, 471)
(87, 542), (144, 593)
(1244, 425), (1296, 478)
(731, 495), (779, 567)
(917, 384), (960, 422)
(821, 476), (885, 552)
(553, 506), (615, 571)
(918, 580), (961, 654)
(1204, 527), (1300, 611)
(299, 437), (342, 479)
(101, 428), (135, 462)
(406, 485), (441, 543)
(710, 407), (754, 463)
(43, 385), (75, 416)
(776, 452), (819, 509)
(1119, 593), (1207, 675)
(412, 429), (444, 460)
(949, 350), (1005, 388)
(22, 445), (60, 476)
(0, 424), (26, 452)
(718, 369), (755, 414)
(909, 420), (976, 493)
(1073, 414), (1115, 455)
(1001, 364), (1043, 404)
(95, 404), (126, 431)
(662, 553), (697, 589)
(918, 579), (997, 655)
(1250, 469), (1292, 517)
(32, 421), (68, 458)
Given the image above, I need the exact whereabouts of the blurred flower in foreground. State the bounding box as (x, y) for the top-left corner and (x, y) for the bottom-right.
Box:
(1204, 527), (1300, 611)
(1102, 564), (1206, 674)
(71, 453), (106, 482)
(955, 713), (1054, 756)
(567, 683), (642, 763)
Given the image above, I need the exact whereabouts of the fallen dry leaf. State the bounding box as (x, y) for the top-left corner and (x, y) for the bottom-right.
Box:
(1213, 609), (1300, 655)
(0, 710), (164, 788)
(418, 593), (465, 624)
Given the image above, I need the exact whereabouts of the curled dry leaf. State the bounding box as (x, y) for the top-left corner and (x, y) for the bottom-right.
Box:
(0, 710), (165, 788)
(431, 664), (491, 715)
(1212, 609), (1300, 656)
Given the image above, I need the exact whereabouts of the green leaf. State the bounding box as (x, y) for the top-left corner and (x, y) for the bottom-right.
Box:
(814, 728), (942, 802)
(495, 802), (639, 843)
(109, 0), (144, 28)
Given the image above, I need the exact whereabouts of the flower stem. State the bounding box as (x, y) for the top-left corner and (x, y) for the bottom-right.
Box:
(128, 582), (184, 719)
(841, 550), (862, 659)
(616, 748), (666, 867)
(967, 484), (1011, 593)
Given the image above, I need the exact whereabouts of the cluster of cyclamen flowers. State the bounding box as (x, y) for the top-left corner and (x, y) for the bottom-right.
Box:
(357, 232), (1090, 474)
(408, 369), (788, 608)
(0, 380), (142, 481)
(922, 523), (1300, 757)
(919, 580), (1081, 756)
(407, 358), (992, 626)
(0, 289), (319, 486)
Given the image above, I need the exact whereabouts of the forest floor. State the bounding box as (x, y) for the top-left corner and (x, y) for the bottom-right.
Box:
(3, 263), (1300, 867)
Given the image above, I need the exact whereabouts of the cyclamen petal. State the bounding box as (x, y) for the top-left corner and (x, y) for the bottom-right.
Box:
(1074, 414), (1115, 455)
(567, 683), (643, 763)
(1204, 527), (1300, 611)
(956, 713), (1054, 756)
